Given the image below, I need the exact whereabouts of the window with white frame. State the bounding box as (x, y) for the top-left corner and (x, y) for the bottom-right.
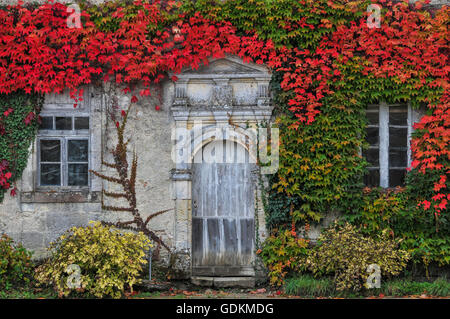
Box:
(364, 102), (419, 188)
(38, 115), (90, 187)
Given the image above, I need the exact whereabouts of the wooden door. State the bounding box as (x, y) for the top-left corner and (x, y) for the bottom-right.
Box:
(192, 140), (256, 276)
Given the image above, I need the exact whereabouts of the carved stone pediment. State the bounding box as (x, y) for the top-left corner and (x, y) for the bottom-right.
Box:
(171, 56), (272, 110)
(180, 57), (268, 76)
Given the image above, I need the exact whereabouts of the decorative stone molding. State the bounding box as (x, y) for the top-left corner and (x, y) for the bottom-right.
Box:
(169, 56), (272, 279)
(171, 55), (272, 111)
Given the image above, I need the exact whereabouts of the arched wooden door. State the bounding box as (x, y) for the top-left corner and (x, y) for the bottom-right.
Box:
(192, 140), (256, 276)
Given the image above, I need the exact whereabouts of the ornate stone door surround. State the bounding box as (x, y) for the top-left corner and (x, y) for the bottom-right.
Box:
(169, 56), (273, 277)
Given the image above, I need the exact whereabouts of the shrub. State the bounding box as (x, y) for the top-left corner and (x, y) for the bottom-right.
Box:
(0, 234), (33, 290)
(307, 222), (409, 291)
(283, 274), (335, 297)
(35, 221), (151, 298)
(343, 187), (450, 270)
(258, 228), (309, 286)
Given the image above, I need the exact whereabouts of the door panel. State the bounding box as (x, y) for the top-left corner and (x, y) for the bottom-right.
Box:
(192, 140), (256, 276)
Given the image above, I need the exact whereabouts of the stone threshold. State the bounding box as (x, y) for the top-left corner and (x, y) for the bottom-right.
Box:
(191, 276), (255, 288)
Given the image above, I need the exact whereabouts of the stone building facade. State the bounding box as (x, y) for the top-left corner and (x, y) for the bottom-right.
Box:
(0, 55), (274, 284)
(0, 0), (445, 286)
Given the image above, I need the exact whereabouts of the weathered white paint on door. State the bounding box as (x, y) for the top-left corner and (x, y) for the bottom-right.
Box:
(192, 140), (256, 276)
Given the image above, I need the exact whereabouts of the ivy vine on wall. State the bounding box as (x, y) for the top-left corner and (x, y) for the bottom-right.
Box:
(0, 0), (448, 269)
(0, 92), (42, 202)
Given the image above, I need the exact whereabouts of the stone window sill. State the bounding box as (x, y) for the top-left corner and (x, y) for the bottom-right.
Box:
(20, 191), (101, 203)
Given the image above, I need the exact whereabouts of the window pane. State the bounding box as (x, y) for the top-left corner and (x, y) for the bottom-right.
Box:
(366, 112), (379, 125)
(389, 127), (407, 148)
(389, 169), (406, 187)
(389, 105), (408, 125)
(55, 117), (72, 130)
(367, 105), (378, 111)
(39, 117), (53, 130)
(389, 149), (407, 167)
(364, 169), (379, 187)
(363, 148), (379, 167)
(366, 127), (379, 146)
(68, 164), (88, 186)
(68, 140), (89, 162)
(40, 164), (61, 186)
(75, 117), (89, 130)
(40, 140), (60, 162)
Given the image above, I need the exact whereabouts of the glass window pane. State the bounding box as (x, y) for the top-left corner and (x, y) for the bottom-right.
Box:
(366, 112), (378, 125)
(39, 117), (53, 130)
(366, 127), (379, 146)
(68, 164), (89, 186)
(389, 149), (407, 167)
(363, 148), (379, 167)
(55, 117), (72, 130)
(40, 164), (61, 186)
(389, 127), (407, 148)
(364, 169), (379, 187)
(389, 105), (408, 126)
(367, 105), (379, 111)
(68, 140), (89, 162)
(40, 140), (60, 162)
(389, 169), (406, 187)
(75, 117), (89, 130)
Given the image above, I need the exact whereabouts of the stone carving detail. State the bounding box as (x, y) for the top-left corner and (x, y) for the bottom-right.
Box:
(210, 84), (233, 108)
(173, 86), (187, 107)
(171, 56), (272, 110)
(257, 84), (271, 107)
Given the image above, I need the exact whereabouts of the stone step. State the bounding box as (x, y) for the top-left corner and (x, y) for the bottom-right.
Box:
(191, 276), (255, 288)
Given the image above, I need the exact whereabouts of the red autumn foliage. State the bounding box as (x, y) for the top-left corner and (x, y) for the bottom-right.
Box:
(0, 1), (447, 213)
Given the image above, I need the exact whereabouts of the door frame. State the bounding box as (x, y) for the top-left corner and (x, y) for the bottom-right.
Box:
(191, 140), (257, 277)
(170, 123), (269, 277)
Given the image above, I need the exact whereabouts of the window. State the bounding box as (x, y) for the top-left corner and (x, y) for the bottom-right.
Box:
(38, 115), (90, 187)
(364, 103), (414, 188)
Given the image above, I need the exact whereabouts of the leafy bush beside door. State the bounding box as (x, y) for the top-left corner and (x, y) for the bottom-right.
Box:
(35, 222), (151, 298)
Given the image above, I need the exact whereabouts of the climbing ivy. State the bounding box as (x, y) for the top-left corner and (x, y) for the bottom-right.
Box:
(180, 0), (370, 49)
(0, 0), (447, 270)
(0, 92), (42, 202)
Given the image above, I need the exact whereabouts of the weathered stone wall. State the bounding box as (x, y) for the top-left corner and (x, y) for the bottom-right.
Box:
(102, 82), (176, 262)
(0, 86), (104, 258)
(0, 56), (272, 281)
(0, 82), (177, 262)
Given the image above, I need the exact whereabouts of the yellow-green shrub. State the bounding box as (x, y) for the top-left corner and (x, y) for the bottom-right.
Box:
(307, 222), (409, 291)
(35, 221), (151, 298)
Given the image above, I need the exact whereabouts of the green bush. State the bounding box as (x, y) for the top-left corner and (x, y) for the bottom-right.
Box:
(381, 277), (450, 297)
(35, 221), (151, 298)
(0, 234), (33, 290)
(307, 222), (410, 291)
(284, 274), (335, 297)
(343, 186), (450, 270)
